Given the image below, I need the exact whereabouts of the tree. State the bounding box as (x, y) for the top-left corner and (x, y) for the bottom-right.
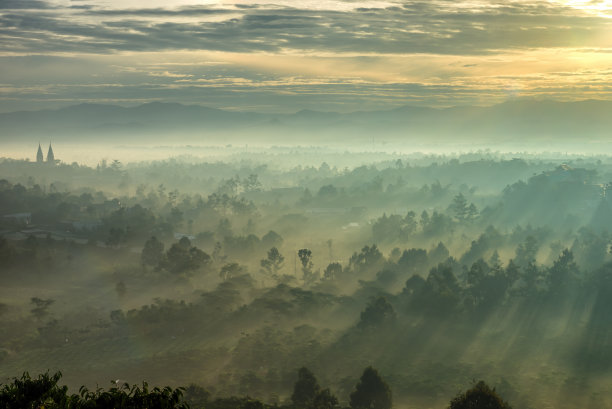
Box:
(467, 203), (479, 220)
(0, 371), (189, 408)
(141, 236), (164, 267)
(515, 235), (538, 266)
(262, 230), (283, 248)
(420, 210), (430, 229)
(220, 262), (245, 281)
(243, 174), (262, 192)
(313, 388), (338, 409)
(451, 193), (469, 220)
(291, 367), (320, 408)
(348, 245), (383, 275)
(291, 368), (338, 409)
(298, 248), (316, 283)
(323, 262), (342, 281)
(260, 247), (285, 277)
(183, 384), (210, 409)
(217, 218), (233, 239)
(548, 248), (578, 293)
(358, 297), (395, 328)
(448, 380), (512, 409)
(349, 367), (392, 409)
(163, 237), (211, 275)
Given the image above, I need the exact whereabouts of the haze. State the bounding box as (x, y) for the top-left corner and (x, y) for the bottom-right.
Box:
(2, 1), (612, 409)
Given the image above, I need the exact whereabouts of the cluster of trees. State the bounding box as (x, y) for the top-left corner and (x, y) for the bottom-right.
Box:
(0, 370), (511, 409)
(142, 236), (211, 275)
(0, 372), (188, 409)
(4, 155), (612, 408)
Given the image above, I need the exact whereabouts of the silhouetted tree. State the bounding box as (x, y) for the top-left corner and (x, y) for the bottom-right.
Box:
(359, 296), (396, 328)
(448, 380), (512, 409)
(292, 367), (320, 408)
(349, 245), (383, 275)
(299, 249), (316, 283)
(313, 388), (339, 409)
(515, 235), (539, 266)
(261, 247), (285, 277)
(349, 367), (391, 409)
(141, 236), (164, 266)
(451, 193), (469, 220)
(548, 248), (578, 293)
(220, 262), (245, 281)
(183, 384), (210, 409)
(163, 237), (211, 274)
(323, 262), (342, 281)
(0, 371), (189, 408)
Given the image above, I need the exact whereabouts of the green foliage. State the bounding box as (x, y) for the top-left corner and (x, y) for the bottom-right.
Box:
(181, 385), (210, 409)
(163, 237), (211, 275)
(291, 368), (339, 409)
(220, 262), (246, 281)
(448, 381), (512, 409)
(358, 296), (395, 328)
(291, 367), (320, 408)
(323, 262), (342, 280)
(348, 245), (383, 275)
(298, 249), (316, 284)
(0, 371), (189, 408)
(0, 371), (70, 409)
(349, 367), (391, 409)
(261, 247), (285, 277)
(515, 235), (539, 266)
(451, 193), (469, 220)
(548, 248), (578, 292)
(312, 388), (338, 409)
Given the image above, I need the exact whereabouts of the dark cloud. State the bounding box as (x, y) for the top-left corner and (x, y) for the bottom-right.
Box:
(86, 6), (234, 16)
(0, 1), (610, 55)
(0, 0), (55, 9)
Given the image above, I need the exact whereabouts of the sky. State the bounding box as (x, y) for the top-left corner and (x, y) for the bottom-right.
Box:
(1, 0), (611, 113)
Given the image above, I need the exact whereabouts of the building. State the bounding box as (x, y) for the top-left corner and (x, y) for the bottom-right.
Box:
(36, 144), (44, 163)
(47, 143), (55, 163)
(35, 143), (57, 164)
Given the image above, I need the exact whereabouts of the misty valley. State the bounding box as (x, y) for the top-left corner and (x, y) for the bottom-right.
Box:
(2, 149), (612, 408)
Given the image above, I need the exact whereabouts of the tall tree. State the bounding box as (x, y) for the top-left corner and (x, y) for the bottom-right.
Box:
(349, 367), (392, 409)
(291, 367), (320, 408)
(451, 193), (469, 221)
(298, 249), (316, 283)
(260, 247), (285, 277)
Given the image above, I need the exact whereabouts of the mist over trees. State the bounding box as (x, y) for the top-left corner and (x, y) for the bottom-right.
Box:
(2, 150), (612, 408)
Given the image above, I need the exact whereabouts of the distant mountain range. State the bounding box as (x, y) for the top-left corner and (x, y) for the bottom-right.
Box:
(2, 99), (611, 144)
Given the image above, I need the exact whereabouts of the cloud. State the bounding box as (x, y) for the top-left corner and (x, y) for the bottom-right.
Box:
(0, 0), (611, 55)
(1, 0), (612, 111)
(0, 0), (55, 9)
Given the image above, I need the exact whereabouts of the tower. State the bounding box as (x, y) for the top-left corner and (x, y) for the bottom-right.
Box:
(47, 143), (55, 164)
(36, 143), (44, 163)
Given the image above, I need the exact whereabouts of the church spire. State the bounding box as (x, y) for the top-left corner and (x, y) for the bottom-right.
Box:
(36, 143), (44, 163)
(47, 143), (55, 164)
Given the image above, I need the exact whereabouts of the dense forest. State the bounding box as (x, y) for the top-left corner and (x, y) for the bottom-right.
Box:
(2, 151), (612, 408)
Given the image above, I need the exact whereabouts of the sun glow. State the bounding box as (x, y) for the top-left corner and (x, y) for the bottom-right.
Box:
(555, 0), (612, 16)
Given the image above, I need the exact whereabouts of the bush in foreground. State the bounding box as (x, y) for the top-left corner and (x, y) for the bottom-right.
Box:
(0, 371), (188, 409)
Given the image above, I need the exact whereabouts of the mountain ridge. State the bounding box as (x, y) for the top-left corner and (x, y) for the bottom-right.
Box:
(2, 99), (611, 143)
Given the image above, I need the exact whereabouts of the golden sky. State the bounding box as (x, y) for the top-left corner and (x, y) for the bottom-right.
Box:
(1, 0), (611, 112)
